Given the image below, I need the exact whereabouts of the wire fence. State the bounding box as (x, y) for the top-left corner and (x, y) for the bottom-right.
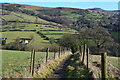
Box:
(82, 52), (101, 78)
(80, 44), (120, 79)
(28, 47), (70, 76)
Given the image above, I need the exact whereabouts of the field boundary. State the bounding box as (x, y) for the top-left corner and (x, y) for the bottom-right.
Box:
(34, 51), (72, 78)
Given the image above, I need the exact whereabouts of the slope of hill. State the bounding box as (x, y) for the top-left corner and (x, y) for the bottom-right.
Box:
(1, 3), (119, 31)
(1, 3), (120, 48)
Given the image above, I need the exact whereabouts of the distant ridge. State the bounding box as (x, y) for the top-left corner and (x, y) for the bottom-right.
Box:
(1, 3), (50, 9)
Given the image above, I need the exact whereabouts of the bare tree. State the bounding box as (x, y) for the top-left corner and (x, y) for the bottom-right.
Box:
(79, 28), (90, 45)
(89, 27), (113, 54)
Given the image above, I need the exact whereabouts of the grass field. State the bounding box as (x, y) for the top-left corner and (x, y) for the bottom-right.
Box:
(60, 11), (82, 21)
(1, 31), (48, 43)
(2, 23), (59, 31)
(91, 54), (120, 69)
(46, 35), (63, 39)
(2, 11), (55, 25)
(1, 31), (50, 50)
(109, 31), (120, 43)
(1, 21), (78, 50)
(41, 31), (68, 34)
(2, 21), (78, 40)
(1, 50), (55, 77)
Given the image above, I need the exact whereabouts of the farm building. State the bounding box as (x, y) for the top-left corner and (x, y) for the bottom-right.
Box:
(19, 38), (32, 44)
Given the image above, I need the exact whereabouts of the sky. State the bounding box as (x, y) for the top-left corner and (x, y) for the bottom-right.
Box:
(0, 0), (120, 10)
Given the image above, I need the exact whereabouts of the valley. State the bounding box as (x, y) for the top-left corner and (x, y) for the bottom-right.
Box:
(0, 3), (119, 79)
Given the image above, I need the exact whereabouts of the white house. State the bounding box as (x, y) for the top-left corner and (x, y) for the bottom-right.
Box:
(21, 40), (29, 44)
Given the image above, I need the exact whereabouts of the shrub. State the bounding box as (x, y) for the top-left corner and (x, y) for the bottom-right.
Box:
(49, 44), (60, 52)
(5, 42), (26, 51)
(0, 40), (6, 45)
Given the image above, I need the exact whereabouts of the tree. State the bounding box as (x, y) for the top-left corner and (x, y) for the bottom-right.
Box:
(58, 34), (79, 53)
(78, 27), (119, 56)
(89, 27), (113, 54)
(49, 43), (60, 52)
(79, 28), (90, 45)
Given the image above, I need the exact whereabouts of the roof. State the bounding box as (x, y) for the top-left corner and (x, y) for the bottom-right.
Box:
(0, 38), (7, 39)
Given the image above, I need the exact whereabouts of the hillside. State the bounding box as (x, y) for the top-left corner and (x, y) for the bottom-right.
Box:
(1, 3), (80, 51)
(0, 3), (119, 51)
(1, 3), (119, 31)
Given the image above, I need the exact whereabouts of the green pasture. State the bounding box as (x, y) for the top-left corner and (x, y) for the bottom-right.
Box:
(110, 31), (120, 43)
(46, 35), (63, 39)
(1, 31), (50, 50)
(1, 50), (55, 77)
(2, 22), (59, 31)
(2, 11), (50, 24)
(3, 14), (24, 21)
(91, 54), (120, 70)
(41, 31), (68, 34)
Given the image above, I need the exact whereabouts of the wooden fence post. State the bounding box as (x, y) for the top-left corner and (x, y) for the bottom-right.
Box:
(58, 47), (61, 58)
(54, 52), (56, 59)
(79, 46), (82, 56)
(61, 47), (63, 55)
(86, 48), (89, 69)
(32, 49), (35, 76)
(30, 50), (33, 73)
(101, 52), (107, 79)
(82, 44), (87, 63)
(81, 45), (83, 61)
(46, 48), (49, 63)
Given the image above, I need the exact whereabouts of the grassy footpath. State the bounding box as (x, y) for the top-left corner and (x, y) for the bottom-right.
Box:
(34, 51), (72, 78)
(40, 53), (93, 78)
(64, 53), (93, 78)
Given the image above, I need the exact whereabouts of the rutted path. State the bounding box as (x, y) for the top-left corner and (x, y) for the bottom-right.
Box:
(35, 52), (92, 78)
(48, 53), (93, 79)
(48, 55), (73, 78)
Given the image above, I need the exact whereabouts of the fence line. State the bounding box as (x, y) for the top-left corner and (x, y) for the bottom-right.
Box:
(80, 44), (120, 79)
(29, 47), (71, 76)
(84, 51), (101, 78)
(80, 44), (106, 78)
